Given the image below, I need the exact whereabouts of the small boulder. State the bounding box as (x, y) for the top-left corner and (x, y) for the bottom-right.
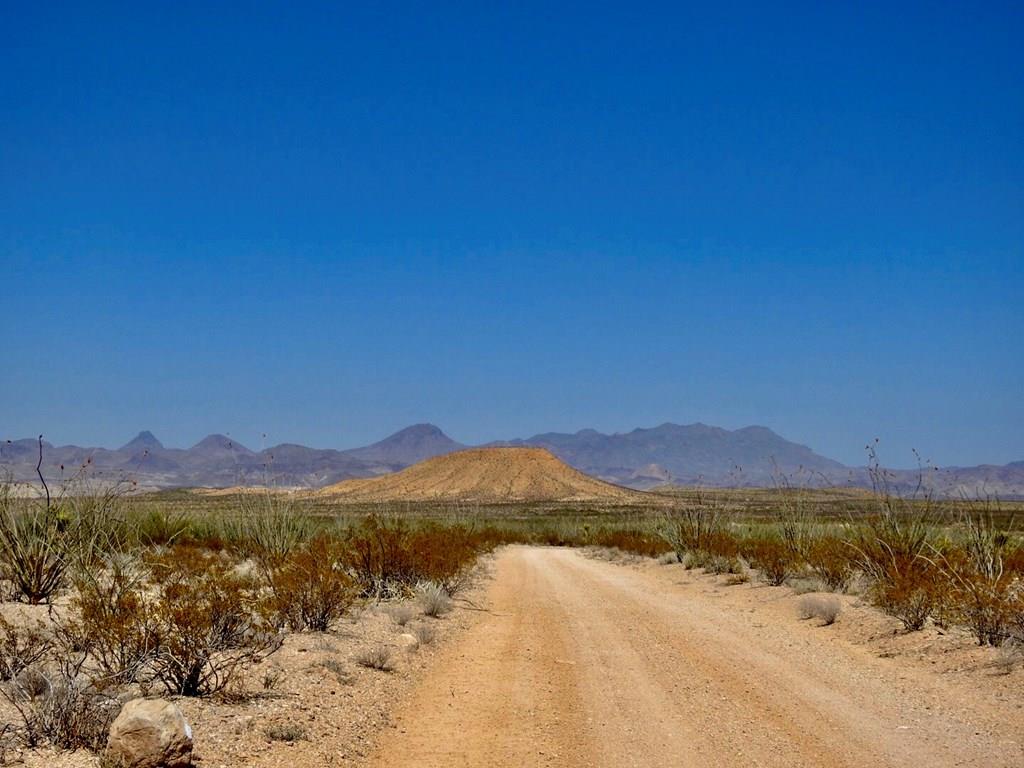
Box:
(397, 633), (419, 650)
(106, 698), (193, 768)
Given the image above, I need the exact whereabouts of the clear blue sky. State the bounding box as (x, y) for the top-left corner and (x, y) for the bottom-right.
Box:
(2, 2), (1021, 467)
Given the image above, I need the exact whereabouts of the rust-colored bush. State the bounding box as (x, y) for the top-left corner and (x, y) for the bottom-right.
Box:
(704, 530), (741, 559)
(344, 516), (487, 597)
(592, 529), (667, 558)
(65, 557), (155, 684)
(149, 554), (280, 696)
(867, 556), (946, 631)
(804, 536), (855, 592)
(268, 535), (356, 631)
(742, 537), (799, 586)
(64, 547), (279, 697)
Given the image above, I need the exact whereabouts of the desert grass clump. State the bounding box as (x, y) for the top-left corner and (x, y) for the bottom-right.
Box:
(385, 603), (416, 627)
(2, 659), (120, 751)
(657, 551), (680, 565)
(265, 723), (308, 742)
(703, 554), (744, 575)
(787, 576), (829, 595)
(413, 623), (437, 646)
(356, 645), (394, 672)
(797, 594), (842, 625)
(416, 581), (452, 618)
(267, 535), (356, 632)
(318, 657), (354, 685)
(995, 638), (1023, 674)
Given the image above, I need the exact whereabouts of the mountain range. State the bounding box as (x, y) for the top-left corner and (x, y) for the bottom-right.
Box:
(2, 423), (1021, 497)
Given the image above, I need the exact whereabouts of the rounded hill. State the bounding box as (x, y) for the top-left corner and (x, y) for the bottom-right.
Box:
(318, 447), (647, 503)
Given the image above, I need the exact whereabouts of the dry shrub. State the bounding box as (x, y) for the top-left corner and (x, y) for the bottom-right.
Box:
(68, 548), (280, 697)
(267, 535), (356, 632)
(939, 548), (1021, 646)
(318, 658), (354, 685)
(705, 554), (743, 575)
(385, 604), (416, 626)
(0, 617), (53, 682)
(416, 581), (452, 618)
(2, 658), (119, 751)
(705, 530), (741, 559)
(935, 504), (1023, 646)
(261, 666), (284, 691)
(148, 553), (281, 696)
(356, 645), (393, 671)
(743, 537), (799, 586)
(853, 450), (946, 631)
(804, 536), (855, 592)
(265, 722), (308, 742)
(797, 595), (842, 625)
(64, 554), (156, 684)
(725, 571), (750, 585)
(345, 516), (423, 597)
(413, 623), (437, 645)
(405, 524), (482, 596)
(345, 516), (484, 598)
(593, 528), (667, 558)
(867, 557), (947, 631)
(995, 638), (1023, 674)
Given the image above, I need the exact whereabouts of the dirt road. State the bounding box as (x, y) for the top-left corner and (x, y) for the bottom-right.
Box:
(370, 546), (1021, 767)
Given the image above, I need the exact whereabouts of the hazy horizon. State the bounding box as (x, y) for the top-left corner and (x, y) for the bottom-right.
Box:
(3, 4), (1021, 468)
(4, 420), (1019, 472)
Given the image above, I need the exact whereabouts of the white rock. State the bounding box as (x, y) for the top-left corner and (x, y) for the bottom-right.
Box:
(105, 698), (193, 768)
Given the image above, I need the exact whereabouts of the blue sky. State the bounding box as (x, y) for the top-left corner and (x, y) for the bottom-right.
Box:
(2, 2), (1021, 467)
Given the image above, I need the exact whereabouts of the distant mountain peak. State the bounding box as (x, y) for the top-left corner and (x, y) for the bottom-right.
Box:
(391, 423), (446, 438)
(343, 423), (464, 466)
(190, 434), (254, 454)
(5, 422), (1020, 497)
(119, 430), (164, 452)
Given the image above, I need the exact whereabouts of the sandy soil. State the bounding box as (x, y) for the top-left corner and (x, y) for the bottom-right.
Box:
(0, 571), (492, 768)
(4, 547), (1021, 767)
(369, 546), (1022, 768)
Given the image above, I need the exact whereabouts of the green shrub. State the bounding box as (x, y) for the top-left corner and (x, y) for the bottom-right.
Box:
(0, 497), (69, 604)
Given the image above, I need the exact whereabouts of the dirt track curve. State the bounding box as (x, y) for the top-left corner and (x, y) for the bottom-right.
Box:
(371, 546), (1020, 768)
